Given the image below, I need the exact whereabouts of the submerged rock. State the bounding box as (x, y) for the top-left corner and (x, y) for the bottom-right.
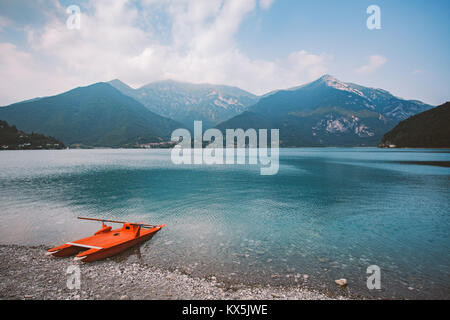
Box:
(335, 279), (348, 287)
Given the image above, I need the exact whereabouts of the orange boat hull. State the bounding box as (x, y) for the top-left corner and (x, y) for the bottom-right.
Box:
(47, 222), (165, 262)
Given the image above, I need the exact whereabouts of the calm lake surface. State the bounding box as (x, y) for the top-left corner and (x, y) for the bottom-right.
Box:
(0, 148), (449, 299)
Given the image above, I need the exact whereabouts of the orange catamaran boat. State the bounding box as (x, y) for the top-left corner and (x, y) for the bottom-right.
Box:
(47, 217), (165, 262)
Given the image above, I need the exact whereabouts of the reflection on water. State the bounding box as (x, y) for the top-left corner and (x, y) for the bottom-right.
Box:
(393, 160), (450, 167)
(0, 148), (449, 299)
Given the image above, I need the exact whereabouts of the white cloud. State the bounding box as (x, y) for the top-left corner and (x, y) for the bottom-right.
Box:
(259, 0), (274, 10)
(0, 16), (12, 31)
(356, 54), (387, 74)
(287, 50), (330, 79)
(0, 43), (78, 105)
(0, 0), (331, 104)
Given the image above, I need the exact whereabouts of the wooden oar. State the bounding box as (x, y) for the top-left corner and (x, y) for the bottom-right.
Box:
(77, 216), (158, 229)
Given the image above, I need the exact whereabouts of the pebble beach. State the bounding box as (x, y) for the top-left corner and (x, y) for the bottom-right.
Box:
(0, 244), (343, 300)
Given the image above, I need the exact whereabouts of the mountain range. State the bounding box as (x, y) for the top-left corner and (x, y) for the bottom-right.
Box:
(0, 83), (182, 147)
(109, 79), (259, 130)
(217, 75), (433, 147)
(0, 75), (436, 148)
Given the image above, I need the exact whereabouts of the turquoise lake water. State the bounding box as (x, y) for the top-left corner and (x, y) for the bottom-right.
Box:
(0, 148), (449, 299)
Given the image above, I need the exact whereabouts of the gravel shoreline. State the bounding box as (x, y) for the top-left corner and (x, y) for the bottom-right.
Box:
(0, 244), (344, 300)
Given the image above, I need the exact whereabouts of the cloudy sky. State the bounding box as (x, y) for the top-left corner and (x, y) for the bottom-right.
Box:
(0, 0), (448, 106)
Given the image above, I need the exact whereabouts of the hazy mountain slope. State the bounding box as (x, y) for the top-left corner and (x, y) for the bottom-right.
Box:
(0, 83), (183, 147)
(380, 102), (450, 148)
(346, 82), (431, 121)
(109, 79), (259, 129)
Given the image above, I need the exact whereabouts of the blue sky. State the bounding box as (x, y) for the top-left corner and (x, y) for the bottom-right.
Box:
(0, 0), (448, 105)
(236, 0), (450, 103)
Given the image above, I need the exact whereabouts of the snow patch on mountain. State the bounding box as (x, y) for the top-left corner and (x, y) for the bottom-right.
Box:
(312, 114), (375, 137)
(320, 75), (365, 97)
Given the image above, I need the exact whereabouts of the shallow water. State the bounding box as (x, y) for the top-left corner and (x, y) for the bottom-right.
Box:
(0, 148), (449, 299)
